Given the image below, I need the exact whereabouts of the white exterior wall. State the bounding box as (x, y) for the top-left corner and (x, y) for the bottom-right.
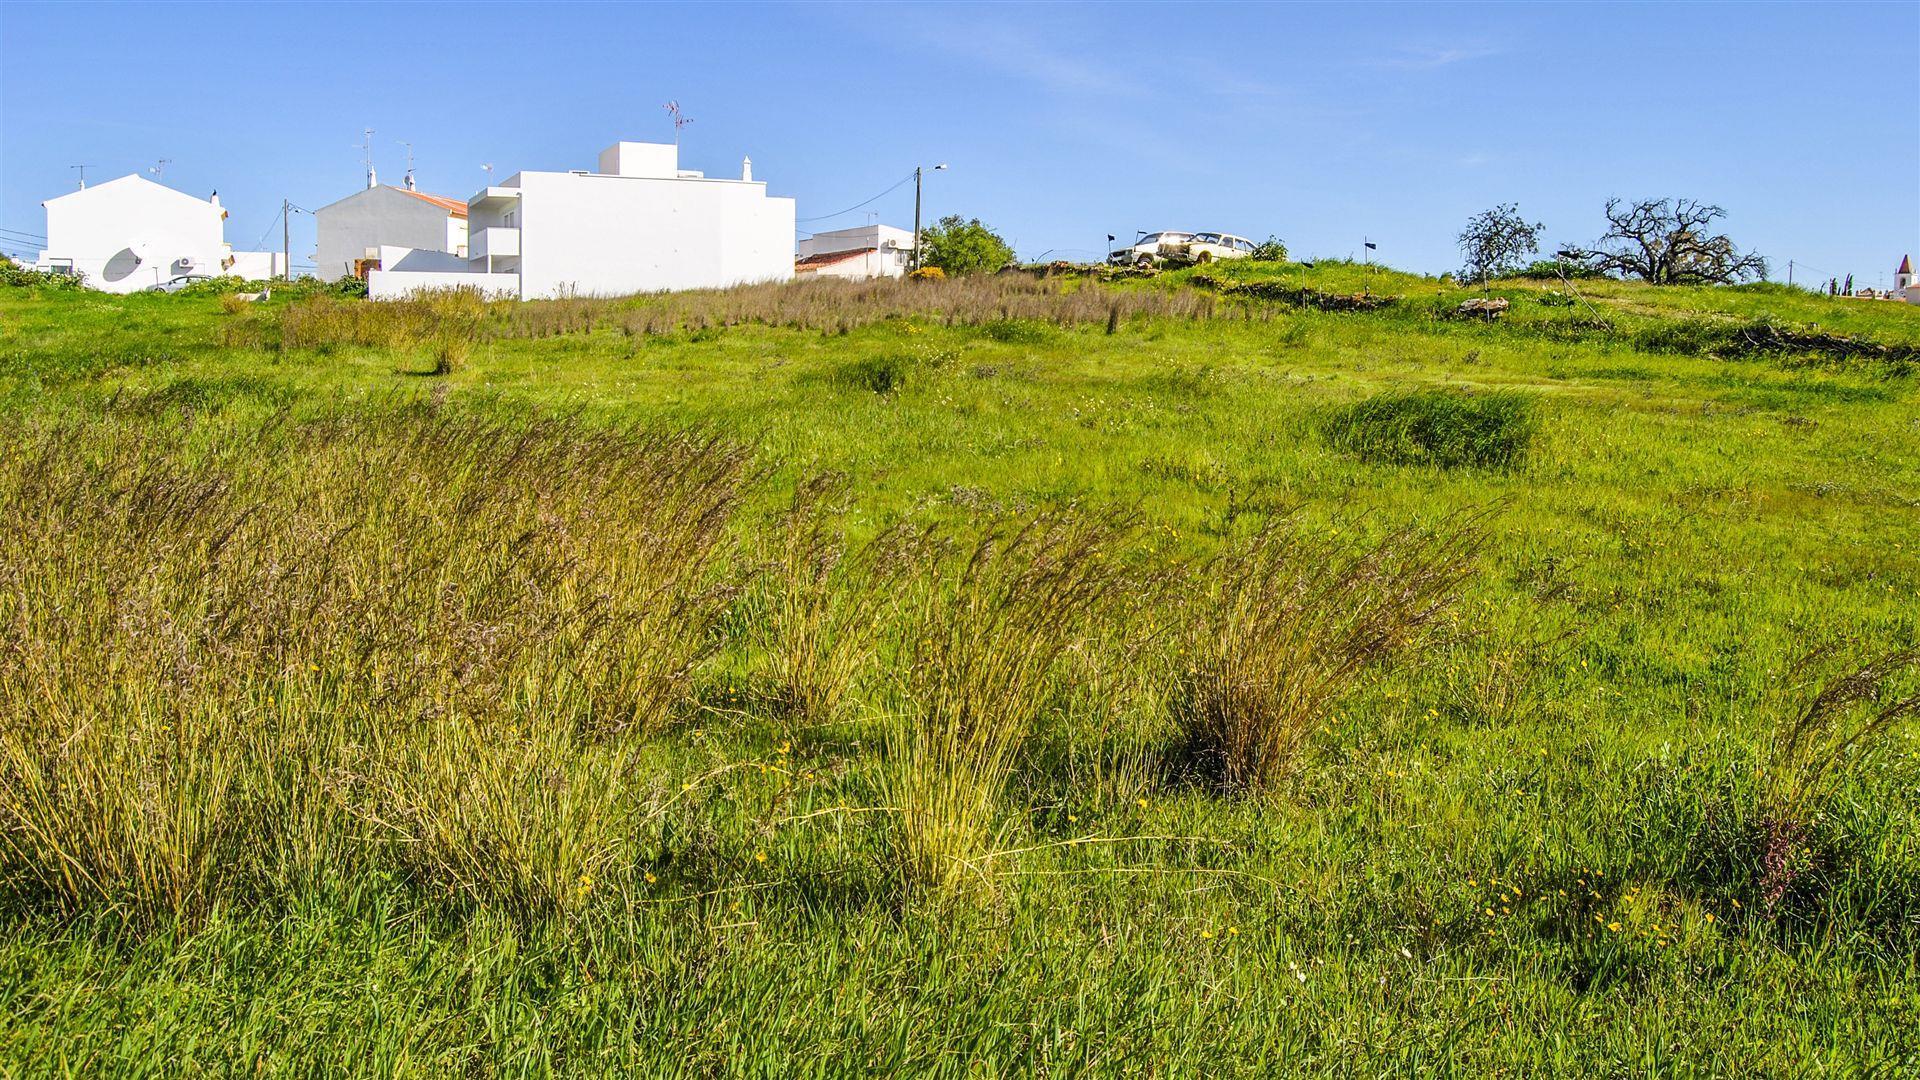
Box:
(225, 250), (286, 279)
(513, 169), (794, 299)
(368, 268), (519, 300)
(34, 175), (231, 293)
(803, 251), (906, 280)
(313, 187), (465, 281)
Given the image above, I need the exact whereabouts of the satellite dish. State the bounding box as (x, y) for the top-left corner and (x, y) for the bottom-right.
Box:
(102, 247), (143, 282)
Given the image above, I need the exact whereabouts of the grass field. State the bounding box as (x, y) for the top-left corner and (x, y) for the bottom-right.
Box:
(1, 263), (1918, 1075)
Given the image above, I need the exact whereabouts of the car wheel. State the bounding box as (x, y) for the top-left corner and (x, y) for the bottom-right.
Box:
(1134, 255), (1155, 269)
(1194, 251), (1213, 265)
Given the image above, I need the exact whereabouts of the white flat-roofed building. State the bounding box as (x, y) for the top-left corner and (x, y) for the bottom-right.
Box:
(369, 141), (795, 300)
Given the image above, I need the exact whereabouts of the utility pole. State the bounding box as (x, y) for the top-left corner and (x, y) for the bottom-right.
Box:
(906, 167), (921, 272)
(1787, 260), (1794, 288)
(910, 163), (948, 271)
(282, 199), (291, 282)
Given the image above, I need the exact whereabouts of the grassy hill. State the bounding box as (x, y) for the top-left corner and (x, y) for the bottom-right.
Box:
(1, 270), (1916, 1074)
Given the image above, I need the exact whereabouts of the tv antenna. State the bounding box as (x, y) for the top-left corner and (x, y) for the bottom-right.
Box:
(663, 100), (693, 147)
(149, 158), (171, 181)
(70, 164), (93, 189)
(359, 128), (376, 188)
(396, 139), (415, 190)
(481, 163), (495, 182)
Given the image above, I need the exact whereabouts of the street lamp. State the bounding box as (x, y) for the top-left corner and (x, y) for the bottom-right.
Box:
(911, 163), (948, 271)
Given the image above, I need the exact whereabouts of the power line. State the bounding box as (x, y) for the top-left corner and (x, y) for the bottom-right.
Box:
(796, 172), (916, 224)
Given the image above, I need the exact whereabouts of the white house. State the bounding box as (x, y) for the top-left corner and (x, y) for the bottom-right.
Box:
(314, 181), (469, 281)
(794, 224), (913, 280)
(1898, 255), (1919, 306)
(33, 174), (283, 292)
(368, 140), (795, 301)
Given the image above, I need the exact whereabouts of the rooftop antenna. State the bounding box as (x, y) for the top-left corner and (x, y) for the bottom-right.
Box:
(360, 128), (376, 189)
(396, 140), (415, 190)
(663, 100), (693, 148)
(70, 164), (92, 190)
(481, 163), (495, 184)
(149, 158), (171, 181)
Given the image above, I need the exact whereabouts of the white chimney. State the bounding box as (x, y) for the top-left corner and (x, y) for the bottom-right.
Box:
(209, 190), (221, 207)
(741, 156), (753, 182)
(404, 170), (416, 191)
(367, 165), (377, 190)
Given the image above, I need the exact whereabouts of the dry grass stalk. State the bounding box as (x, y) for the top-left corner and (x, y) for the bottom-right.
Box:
(1757, 645), (1920, 910)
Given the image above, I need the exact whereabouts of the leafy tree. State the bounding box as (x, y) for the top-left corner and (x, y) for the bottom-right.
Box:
(918, 216), (1014, 277)
(1570, 198), (1766, 285)
(1457, 204), (1544, 286)
(1250, 235), (1288, 261)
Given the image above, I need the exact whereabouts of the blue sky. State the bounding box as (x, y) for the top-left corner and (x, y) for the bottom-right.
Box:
(2, 1), (1915, 284)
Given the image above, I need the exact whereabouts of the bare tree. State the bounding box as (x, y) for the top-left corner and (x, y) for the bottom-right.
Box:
(1571, 198), (1767, 285)
(1456, 203), (1544, 287)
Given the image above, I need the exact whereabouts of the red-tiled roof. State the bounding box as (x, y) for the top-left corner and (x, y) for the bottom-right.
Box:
(795, 247), (876, 268)
(392, 187), (469, 218)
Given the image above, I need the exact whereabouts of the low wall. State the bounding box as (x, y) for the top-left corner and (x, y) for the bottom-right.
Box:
(367, 270), (520, 301)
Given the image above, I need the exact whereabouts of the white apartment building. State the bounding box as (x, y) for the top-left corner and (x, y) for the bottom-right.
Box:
(314, 181), (469, 281)
(368, 141), (795, 300)
(34, 174), (283, 292)
(794, 223), (913, 280)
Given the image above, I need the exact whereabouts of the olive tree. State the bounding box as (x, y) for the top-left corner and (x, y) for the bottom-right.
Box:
(1456, 204), (1544, 286)
(1571, 198), (1766, 285)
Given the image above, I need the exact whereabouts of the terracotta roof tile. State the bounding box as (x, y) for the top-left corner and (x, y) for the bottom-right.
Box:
(796, 247), (876, 268)
(392, 187), (469, 218)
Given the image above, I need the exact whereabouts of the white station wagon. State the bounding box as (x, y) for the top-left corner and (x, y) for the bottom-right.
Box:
(1108, 231), (1194, 267)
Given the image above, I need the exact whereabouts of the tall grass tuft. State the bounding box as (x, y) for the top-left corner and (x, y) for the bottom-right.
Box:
(756, 477), (926, 733)
(0, 408), (751, 923)
(1755, 645), (1920, 912)
(881, 513), (1135, 899)
(1321, 388), (1537, 470)
(1173, 512), (1485, 794)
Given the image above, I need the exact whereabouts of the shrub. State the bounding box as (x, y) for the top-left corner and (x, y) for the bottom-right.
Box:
(1250, 236), (1289, 261)
(1321, 389), (1537, 470)
(907, 266), (946, 282)
(1173, 512), (1485, 793)
(917, 216), (1015, 277)
(0, 256), (87, 290)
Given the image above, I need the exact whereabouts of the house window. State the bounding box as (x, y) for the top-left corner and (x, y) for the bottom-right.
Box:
(503, 211), (516, 228)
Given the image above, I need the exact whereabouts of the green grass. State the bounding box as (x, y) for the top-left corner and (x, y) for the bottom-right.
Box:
(1, 273), (1918, 1075)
